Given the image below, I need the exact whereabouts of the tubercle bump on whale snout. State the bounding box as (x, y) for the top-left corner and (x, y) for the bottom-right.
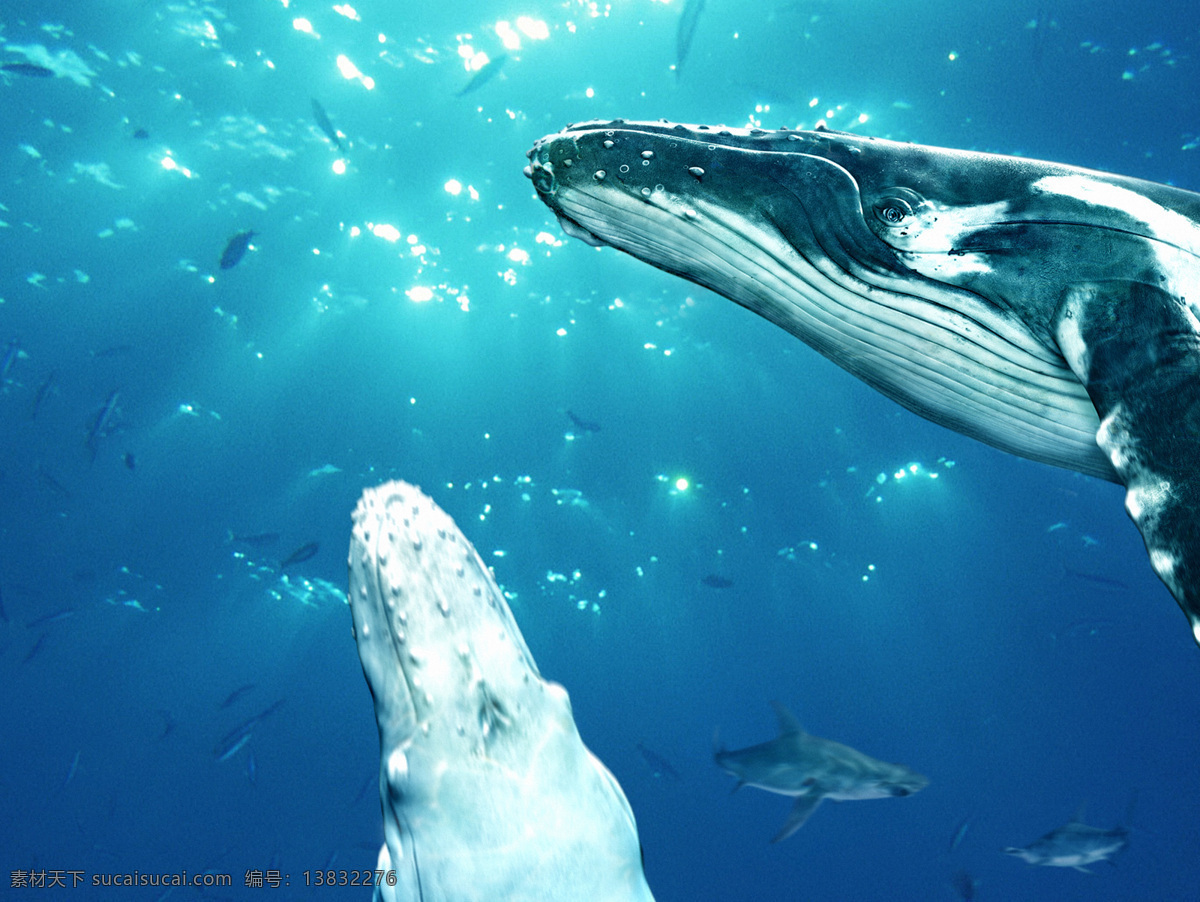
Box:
(525, 156), (556, 196)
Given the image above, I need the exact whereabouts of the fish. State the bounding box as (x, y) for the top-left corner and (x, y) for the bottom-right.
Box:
(1006, 797), (1134, 872)
(25, 608), (76, 629)
(950, 869), (978, 901)
(1061, 565), (1131, 591)
(526, 119), (1200, 647)
(948, 814), (972, 853)
(1, 338), (19, 383)
(219, 230), (256, 270)
(225, 530), (281, 548)
(566, 409), (602, 433)
(36, 464), (71, 499)
(713, 701), (928, 842)
(349, 772), (375, 808)
(674, 0), (706, 78)
(279, 541), (318, 568)
(215, 732), (252, 763)
(1055, 617), (1117, 640)
(23, 633), (49, 664)
(218, 683), (256, 709)
(89, 344), (134, 359)
(28, 371), (55, 419)
(701, 574), (733, 589)
(311, 98), (346, 152)
(347, 481), (655, 900)
(636, 742), (682, 781)
(214, 699), (284, 761)
(455, 53), (506, 97)
(2, 62), (54, 78)
(62, 751), (81, 790)
(85, 389), (119, 462)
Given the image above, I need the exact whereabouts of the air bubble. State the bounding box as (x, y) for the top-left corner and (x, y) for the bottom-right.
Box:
(641, 187), (651, 197)
(619, 164), (629, 173)
(603, 140), (614, 149)
(641, 150), (654, 159)
(688, 167), (704, 179)
(593, 170), (606, 181)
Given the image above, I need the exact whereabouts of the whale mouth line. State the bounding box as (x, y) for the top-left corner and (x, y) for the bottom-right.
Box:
(556, 212), (608, 248)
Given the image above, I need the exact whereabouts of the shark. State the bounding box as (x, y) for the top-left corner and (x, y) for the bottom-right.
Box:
(526, 120), (1200, 647)
(714, 701), (928, 842)
(346, 481), (655, 902)
(1006, 799), (1134, 872)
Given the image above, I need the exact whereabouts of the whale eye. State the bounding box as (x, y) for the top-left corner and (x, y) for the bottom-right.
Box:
(874, 197), (914, 225)
(870, 188), (927, 231)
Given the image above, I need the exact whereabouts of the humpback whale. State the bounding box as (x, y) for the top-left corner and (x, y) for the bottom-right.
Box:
(526, 120), (1200, 645)
(347, 481), (655, 902)
(715, 701), (928, 842)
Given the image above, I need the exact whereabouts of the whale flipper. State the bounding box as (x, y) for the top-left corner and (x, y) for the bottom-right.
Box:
(347, 481), (655, 902)
(1056, 279), (1200, 641)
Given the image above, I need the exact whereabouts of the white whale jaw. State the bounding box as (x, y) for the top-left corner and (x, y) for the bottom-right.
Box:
(348, 481), (655, 902)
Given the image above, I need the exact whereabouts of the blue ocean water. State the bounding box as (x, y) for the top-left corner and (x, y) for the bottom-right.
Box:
(2, 0), (1199, 898)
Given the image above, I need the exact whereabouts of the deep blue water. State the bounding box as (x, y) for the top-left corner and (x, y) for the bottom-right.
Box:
(3, 1), (1200, 899)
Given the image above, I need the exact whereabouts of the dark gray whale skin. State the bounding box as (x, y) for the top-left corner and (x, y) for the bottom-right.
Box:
(527, 119), (1200, 646)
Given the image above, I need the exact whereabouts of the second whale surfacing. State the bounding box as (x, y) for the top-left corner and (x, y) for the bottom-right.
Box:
(526, 120), (1200, 646)
(347, 481), (654, 902)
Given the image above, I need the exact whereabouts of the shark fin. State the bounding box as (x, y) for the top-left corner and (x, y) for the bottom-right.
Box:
(1121, 790), (1139, 830)
(771, 792), (822, 843)
(770, 700), (804, 737)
